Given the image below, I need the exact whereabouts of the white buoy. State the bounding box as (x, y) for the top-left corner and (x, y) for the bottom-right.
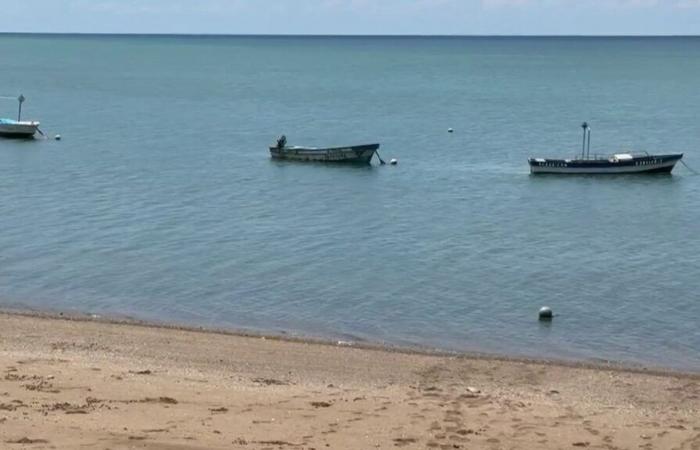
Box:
(538, 306), (553, 320)
(448, 128), (454, 133)
(390, 158), (398, 165)
(54, 134), (61, 141)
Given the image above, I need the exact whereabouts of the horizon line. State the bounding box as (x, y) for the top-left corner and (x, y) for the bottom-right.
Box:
(1, 32), (700, 38)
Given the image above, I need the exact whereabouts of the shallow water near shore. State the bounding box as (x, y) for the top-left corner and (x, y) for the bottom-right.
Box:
(1, 34), (700, 370)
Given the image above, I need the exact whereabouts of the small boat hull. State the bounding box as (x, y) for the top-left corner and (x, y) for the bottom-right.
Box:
(270, 144), (380, 164)
(528, 153), (683, 174)
(0, 119), (40, 138)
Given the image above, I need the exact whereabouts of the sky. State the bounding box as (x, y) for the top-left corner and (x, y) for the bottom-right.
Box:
(1, 0), (700, 35)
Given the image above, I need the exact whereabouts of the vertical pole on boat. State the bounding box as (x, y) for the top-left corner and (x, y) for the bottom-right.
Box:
(581, 122), (588, 159)
(17, 94), (25, 121)
(586, 127), (591, 159)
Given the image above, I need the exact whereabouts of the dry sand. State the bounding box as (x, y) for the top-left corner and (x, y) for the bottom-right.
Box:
(0, 312), (698, 449)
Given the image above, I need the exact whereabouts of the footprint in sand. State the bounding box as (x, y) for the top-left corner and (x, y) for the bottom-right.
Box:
(393, 437), (417, 447)
(255, 440), (303, 447)
(455, 429), (475, 436)
(0, 402), (26, 412)
(5, 438), (50, 444)
(310, 401), (332, 408)
(140, 397), (178, 405)
(252, 377), (289, 386)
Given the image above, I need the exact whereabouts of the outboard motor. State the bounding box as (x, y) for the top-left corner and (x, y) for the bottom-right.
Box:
(277, 135), (287, 149)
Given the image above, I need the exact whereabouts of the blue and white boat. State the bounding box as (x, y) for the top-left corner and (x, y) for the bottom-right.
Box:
(0, 118), (40, 138)
(529, 123), (683, 174)
(0, 94), (40, 138)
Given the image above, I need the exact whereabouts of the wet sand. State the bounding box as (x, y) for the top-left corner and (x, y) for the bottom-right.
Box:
(0, 312), (698, 449)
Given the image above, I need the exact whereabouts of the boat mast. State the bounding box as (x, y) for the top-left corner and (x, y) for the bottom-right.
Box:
(17, 94), (25, 121)
(581, 122), (589, 159)
(586, 127), (591, 159)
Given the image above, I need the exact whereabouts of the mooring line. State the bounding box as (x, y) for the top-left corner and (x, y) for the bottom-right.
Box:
(680, 159), (700, 175)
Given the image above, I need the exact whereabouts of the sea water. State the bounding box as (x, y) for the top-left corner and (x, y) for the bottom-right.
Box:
(1, 35), (700, 370)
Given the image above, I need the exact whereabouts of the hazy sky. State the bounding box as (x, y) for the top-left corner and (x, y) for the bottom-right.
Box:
(1, 0), (700, 35)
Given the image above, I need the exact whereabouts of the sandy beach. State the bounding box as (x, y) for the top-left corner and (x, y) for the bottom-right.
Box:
(0, 312), (698, 449)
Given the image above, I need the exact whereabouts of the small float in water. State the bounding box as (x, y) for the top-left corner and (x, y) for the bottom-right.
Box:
(270, 135), (382, 164)
(528, 123), (683, 174)
(0, 94), (41, 138)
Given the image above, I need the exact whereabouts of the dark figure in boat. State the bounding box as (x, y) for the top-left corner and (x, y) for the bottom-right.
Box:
(276, 135), (287, 149)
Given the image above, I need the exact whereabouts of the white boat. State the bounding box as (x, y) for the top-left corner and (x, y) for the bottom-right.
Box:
(529, 123), (683, 175)
(0, 118), (40, 138)
(529, 152), (683, 174)
(0, 94), (40, 138)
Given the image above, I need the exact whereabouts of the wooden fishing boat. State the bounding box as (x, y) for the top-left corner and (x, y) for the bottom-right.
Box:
(529, 123), (683, 174)
(269, 136), (380, 164)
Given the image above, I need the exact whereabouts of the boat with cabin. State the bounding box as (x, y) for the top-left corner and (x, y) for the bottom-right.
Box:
(269, 135), (381, 164)
(528, 123), (683, 174)
(0, 95), (40, 138)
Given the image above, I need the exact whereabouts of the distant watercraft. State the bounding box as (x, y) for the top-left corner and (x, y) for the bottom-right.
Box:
(0, 94), (40, 138)
(0, 118), (40, 138)
(269, 135), (380, 164)
(529, 123), (683, 174)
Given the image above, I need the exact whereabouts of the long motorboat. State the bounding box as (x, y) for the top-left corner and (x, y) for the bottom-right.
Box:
(269, 136), (380, 164)
(529, 152), (683, 174)
(0, 94), (40, 138)
(529, 123), (683, 174)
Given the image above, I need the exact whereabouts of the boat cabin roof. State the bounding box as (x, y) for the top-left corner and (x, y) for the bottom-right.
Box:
(613, 153), (634, 161)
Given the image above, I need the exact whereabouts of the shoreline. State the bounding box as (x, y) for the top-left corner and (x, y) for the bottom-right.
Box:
(1, 311), (699, 449)
(2, 307), (698, 379)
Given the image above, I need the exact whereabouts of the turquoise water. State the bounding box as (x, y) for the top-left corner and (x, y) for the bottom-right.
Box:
(1, 35), (700, 370)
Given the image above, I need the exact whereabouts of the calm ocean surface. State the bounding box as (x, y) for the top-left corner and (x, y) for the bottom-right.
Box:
(1, 35), (699, 370)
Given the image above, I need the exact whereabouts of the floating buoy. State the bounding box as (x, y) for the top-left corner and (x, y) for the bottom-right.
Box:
(448, 128), (454, 133)
(390, 158), (398, 165)
(538, 306), (553, 321)
(54, 134), (61, 141)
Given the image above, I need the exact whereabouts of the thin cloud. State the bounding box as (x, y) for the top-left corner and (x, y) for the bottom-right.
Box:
(481, 0), (700, 6)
